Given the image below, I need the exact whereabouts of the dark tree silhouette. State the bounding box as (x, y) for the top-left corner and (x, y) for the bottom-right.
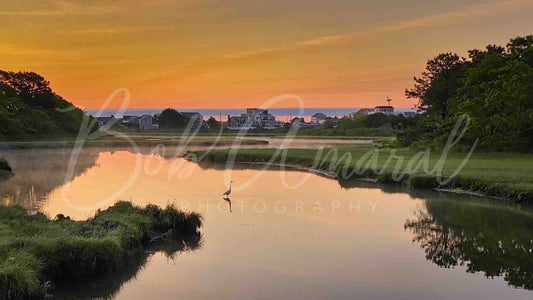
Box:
(0, 71), (52, 105)
(405, 197), (533, 290)
(159, 108), (190, 129)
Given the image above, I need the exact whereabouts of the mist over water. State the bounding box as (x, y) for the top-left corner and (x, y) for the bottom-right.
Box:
(1, 148), (532, 299)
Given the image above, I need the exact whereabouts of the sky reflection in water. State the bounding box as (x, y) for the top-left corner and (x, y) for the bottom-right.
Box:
(0, 148), (532, 299)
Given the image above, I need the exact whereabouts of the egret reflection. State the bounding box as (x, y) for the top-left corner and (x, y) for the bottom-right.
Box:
(223, 197), (232, 213)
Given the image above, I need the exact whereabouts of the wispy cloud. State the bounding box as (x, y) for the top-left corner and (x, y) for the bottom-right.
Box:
(0, 1), (117, 16)
(227, 0), (533, 60)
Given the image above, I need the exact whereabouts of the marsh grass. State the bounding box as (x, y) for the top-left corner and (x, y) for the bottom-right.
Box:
(0, 202), (202, 299)
(194, 147), (533, 203)
(0, 135), (268, 150)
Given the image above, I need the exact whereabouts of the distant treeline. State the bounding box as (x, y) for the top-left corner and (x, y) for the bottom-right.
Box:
(156, 108), (221, 131)
(400, 35), (533, 151)
(0, 70), (93, 139)
(293, 113), (411, 137)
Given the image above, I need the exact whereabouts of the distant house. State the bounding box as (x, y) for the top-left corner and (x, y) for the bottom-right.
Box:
(151, 118), (159, 129)
(137, 115), (153, 130)
(290, 117), (320, 129)
(296, 122), (321, 129)
(227, 114), (250, 129)
(97, 116), (114, 127)
(226, 108), (283, 130)
(122, 115), (153, 130)
(181, 112), (204, 128)
(324, 116), (339, 127)
(97, 116), (122, 128)
(369, 106), (394, 116)
(311, 113), (327, 124)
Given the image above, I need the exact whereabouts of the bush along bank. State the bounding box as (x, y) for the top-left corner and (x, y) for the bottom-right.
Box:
(339, 167), (533, 203)
(0, 158), (13, 177)
(0, 201), (202, 299)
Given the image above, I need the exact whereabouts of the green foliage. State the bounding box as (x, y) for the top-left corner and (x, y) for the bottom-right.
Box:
(405, 196), (533, 289)
(159, 108), (190, 129)
(0, 202), (202, 299)
(402, 35), (533, 151)
(206, 116), (221, 131)
(0, 158), (11, 172)
(295, 113), (407, 137)
(0, 70), (93, 139)
(196, 147), (533, 203)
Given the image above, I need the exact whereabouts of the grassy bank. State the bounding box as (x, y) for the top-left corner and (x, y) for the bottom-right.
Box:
(0, 135), (268, 150)
(0, 202), (202, 299)
(192, 147), (533, 203)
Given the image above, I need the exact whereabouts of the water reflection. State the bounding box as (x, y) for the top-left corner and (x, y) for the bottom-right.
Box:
(52, 232), (202, 300)
(223, 197), (232, 213)
(0, 149), (99, 211)
(405, 195), (533, 290)
(1, 148), (532, 299)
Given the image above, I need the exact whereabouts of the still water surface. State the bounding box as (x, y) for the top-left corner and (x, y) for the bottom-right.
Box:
(0, 148), (532, 299)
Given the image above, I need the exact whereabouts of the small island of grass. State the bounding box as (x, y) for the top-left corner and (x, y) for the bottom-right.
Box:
(0, 202), (202, 299)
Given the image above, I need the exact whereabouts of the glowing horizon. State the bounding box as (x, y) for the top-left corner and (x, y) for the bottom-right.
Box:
(1, 0), (532, 109)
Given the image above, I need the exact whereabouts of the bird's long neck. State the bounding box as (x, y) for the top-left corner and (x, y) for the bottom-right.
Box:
(229, 182), (232, 189)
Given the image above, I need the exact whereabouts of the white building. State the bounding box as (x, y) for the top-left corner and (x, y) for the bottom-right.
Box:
(227, 108), (283, 130)
(369, 106), (394, 116)
(123, 115), (153, 130)
(311, 113), (327, 124)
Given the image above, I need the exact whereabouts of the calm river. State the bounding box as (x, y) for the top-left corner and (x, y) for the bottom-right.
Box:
(0, 147), (532, 299)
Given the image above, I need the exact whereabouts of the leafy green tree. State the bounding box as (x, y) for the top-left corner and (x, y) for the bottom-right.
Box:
(207, 116), (221, 130)
(0, 71), (53, 106)
(159, 109), (190, 129)
(401, 35), (533, 151)
(0, 70), (92, 139)
(405, 53), (467, 122)
(457, 36), (533, 151)
(322, 120), (335, 129)
(363, 113), (387, 128)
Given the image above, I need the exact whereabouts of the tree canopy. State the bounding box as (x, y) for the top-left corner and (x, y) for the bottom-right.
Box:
(0, 70), (93, 138)
(401, 35), (533, 151)
(158, 108), (190, 129)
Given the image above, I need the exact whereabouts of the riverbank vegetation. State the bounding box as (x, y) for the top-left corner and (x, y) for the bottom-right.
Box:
(0, 159), (11, 172)
(0, 202), (202, 299)
(192, 147), (533, 203)
(0, 71), (95, 140)
(295, 113), (409, 137)
(400, 35), (533, 151)
(0, 158), (12, 178)
(0, 134), (269, 150)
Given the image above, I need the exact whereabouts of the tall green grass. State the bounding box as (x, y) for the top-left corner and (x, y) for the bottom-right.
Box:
(193, 147), (533, 203)
(0, 202), (202, 299)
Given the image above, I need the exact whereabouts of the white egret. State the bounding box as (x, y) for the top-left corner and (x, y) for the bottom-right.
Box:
(223, 181), (234, 198)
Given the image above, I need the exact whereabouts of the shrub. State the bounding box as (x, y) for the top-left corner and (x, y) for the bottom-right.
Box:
(0, 158), (12, 172)
(0, 202), (202, 299)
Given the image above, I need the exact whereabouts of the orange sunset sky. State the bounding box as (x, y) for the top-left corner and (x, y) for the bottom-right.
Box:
(1, 0), (532, 109)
